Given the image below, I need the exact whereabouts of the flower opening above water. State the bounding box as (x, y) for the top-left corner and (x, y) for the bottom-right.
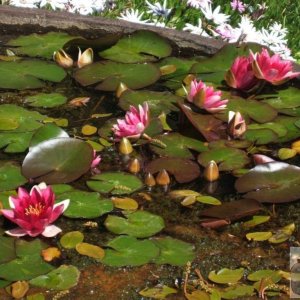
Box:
(1, 183), (69, 238)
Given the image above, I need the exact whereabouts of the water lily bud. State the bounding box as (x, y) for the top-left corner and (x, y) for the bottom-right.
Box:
(204, 160), (219, 182)
(128, 158), (141, 174)
(116, 82), (129, 98)
(119, 137), (133, 155)
(77, 47), (93, 68)
(228, 111), (246, 139)
(156, 169), (170, 186)
(144, 172), (156, 188)
(53, 49), (73, 68)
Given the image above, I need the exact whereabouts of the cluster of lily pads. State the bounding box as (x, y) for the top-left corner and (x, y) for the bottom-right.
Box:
(0, 29), (299, 299)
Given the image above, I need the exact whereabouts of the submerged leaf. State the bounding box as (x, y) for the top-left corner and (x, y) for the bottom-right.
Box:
(139, 285), (177, 299)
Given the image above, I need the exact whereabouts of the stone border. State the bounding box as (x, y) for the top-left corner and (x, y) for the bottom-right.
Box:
(0, 5), (224, 56)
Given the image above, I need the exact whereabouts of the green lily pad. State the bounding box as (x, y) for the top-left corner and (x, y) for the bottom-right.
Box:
(139, 285), (178, 299)
(0, 280), (11, 288)
(30, 265), (80, 290)
(208, 268), (244, 284)
(149, 133), (208, 159)
(274, 116), (300, 142)
(25, 93), (67, 108)
(145, 157), (201, 183)
(246, 231), (273, 241)
(0, 161), (27, 191)
(198, 147), (250, 171)
(29, 123), (69, 150)
(99, 30), (172, 63)
(22, 138), (93, 184)
(7, 32), (79, 59)
(119, 90), (181, 117)
(101, 235), (160, 267)
(60, 231), (84, 249)
(235, 162), (300, 203)
(220, 285), (255, 299)
(0, 60), (66, 90)
(247, 270), (282, 282)
(105, 210), (165, 238)
(73, 61), (160, 91)
(243, 216), (270, 229)
(87, 172), (143, 195)
(0, 236), (16, 264)
(51, 184), (75, 194)
(0, 131), (32, 153)
(151, 237), (195, 266)
(196, 196), (221, 205)
(15, 239), (47, 257)
(244, 128), (279, 144)
(57, 191), (113, 218)
(0, 118), (19, 131)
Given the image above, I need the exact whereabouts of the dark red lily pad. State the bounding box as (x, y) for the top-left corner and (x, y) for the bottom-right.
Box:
(235, 162), (300, 203)
(145, 157), (200, 183)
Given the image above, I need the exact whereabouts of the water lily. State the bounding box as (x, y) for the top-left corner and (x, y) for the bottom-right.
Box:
(53, 49), (73, 68)
(228, 111), (247, 139)
(251, 48), (300, 85)
(1, 183), (69, 237)
(90, 150), (101, 175)
(187, 80), (228, 113)
(112, 102), (150, 139)
(225, 56), (259, 91)
(77, 48), (94, 68)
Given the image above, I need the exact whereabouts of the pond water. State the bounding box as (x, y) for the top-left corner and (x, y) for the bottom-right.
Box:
(0, 28), (299, 300)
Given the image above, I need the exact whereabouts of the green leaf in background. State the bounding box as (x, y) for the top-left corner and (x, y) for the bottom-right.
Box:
(208, 268), (244, 284)
(220, 284), (255, 299)
(6, 32), (79, 59)
(51, 184), (75, 194)
(152, 237), (195, 266)
(274, 116), (300, 142)
(244, 128), (279, 144)
(101, 235), (160, 267)
(99, 30), (172, 63)
(242, 216), (270, 229)
(104, 211), (165, 238)
(0, 161), (27, 191)
(30, 265), (80, 290)
(22, 138), (93, 184)
(73, 61), (160, 91)
(25, 93), (67, 108)
(246, 231), (272, 241)
(87, 172), (143, 195)
(0, 279), (11, 288)
(0, 236), (16, 264)
(60, 231), (84, 249)
(0, 60), (66, 90)
(139, 285), (178, 299)
(196, 196), (221, 205)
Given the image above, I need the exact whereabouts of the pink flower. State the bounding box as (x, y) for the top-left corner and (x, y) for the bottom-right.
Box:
(91, 150), (101, 169)
(251, 48), (300, 85)
(230, 0), (246, 13)
(1, 183), (69, 237)
(112, 102), (150, 139)
(187, 80), (228, 113)
(225, 56), (259, 91)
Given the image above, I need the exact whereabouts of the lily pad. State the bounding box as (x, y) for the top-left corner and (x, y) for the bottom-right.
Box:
(0, 236), (16, 264)
(73, 61), (160, 91)
(7, 32), (79, 59)
(139, 285), (178, 299)
(87, 172), (143, 195)
(247, 270), (282, 282)
(246, 231), (272, 241)
(0, 60), (66, 90)
(99, 30), (172, 63)
(0, 131), (33, 153)
(0, 161), (27, 191)
(57, 191), (113, 218)
(101, 235), (159, 267)
(149, 133), (208, 159)
(60, 231), (84, 249)
(119, 90), (181, 117)
(244, 128), (279, 144)
(235, 162), (300, 203)
(151, 237), (195, 266)
(243, 216), (270, 229)
(76, 243), (105, 259)
(22, 138), (93, 184)
(29, 265), (80, 290)
(25, 93), (67, 108)
(220, 285), (255, 299)
(274, 116), (300, 142)
(145, 157), (201, 183)
(105, 210), (165, 238)
(208, 268), (244, 284)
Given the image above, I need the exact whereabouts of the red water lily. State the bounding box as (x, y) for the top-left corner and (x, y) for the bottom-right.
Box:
(1, 183), (69, 237)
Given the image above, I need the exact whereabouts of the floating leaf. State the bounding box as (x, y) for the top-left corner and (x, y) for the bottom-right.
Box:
(29, 265), (80, 290)
(0, 280), (11, 289)
(7, 32), (78, 59)
(151, 237), (195, 266)
(139, 285), (177, 299)
(111, 197), (139, 210)
(278, 148), (297, 160)
(196, 196), (221, 205)
(246, 232), (272, 241)
(87, 172), (143, 195)
(51, 184), (74, 195)
(247, 270), (282, 282)
(244, 128), (279, 144)
(185, 290), (210, 300)
(60, 231), (84, 249)
(220, 284), (255, 299)
(10, 281), (29, 299)
(99, 30), (172, 63)
(105, 210), (165, 238)
(275, 116), (300, 142)
(22, 138), (93, 184)
(208, 268), (244, 284)
(76, 242), (105, 259)
(268, 223), (295, 244)
(74, 61), (160, 91)
(101, 236), (159, 267)
(168, 190), (200, 199)
(81, 124), (97, 136)
(243, 216), (270, 229)
(0, 60), (66, 89)
(26, 293), (45, 300)
(41, 247), (61, 262)
(0, 118), (19, 130)
(145, 157), (201, 183)
(25, 93), (67, 108)
(235, 162), (300, 203)
(0, 236), (16, 264)
(0, 161), (27, 192)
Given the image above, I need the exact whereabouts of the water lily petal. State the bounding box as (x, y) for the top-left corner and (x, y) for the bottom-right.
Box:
(42, 225), (62, 237)
(5, 228), (27, 237)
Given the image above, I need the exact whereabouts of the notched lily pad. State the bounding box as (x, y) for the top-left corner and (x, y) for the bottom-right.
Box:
(235, 162), (300, 203)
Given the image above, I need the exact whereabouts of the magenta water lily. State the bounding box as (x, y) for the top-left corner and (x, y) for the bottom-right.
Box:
(1, 183), (69, 237)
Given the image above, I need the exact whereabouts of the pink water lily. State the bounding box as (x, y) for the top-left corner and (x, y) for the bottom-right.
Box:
(225, 56), (259, 91)
(112, 102), (150, 139)
(187, 79), (228, 113)
(251, 48), (300, 85)
(1, 183), (69, 238)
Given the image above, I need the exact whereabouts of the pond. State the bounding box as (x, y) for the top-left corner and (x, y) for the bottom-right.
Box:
(0, 14), (299, 300)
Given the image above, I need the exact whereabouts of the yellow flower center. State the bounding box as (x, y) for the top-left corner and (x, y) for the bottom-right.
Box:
(25, 203), (45, 216)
